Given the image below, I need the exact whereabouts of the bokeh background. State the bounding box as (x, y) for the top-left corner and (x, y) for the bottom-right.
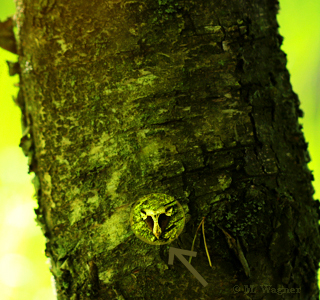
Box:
(0, 1), (319, 299)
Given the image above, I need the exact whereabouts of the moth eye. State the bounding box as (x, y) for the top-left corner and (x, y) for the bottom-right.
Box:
(140, 209), (149, 220)
(165, 207), (173, 216)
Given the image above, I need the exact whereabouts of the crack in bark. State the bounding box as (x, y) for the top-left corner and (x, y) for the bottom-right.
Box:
(149, 118), (185, 126)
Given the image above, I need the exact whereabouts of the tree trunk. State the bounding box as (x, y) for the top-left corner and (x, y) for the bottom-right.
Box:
(13, 0), (320, 299)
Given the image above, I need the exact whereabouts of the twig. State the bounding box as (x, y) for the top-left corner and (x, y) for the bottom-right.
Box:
(202, 218), (212, 267)
(219, 227), (250, 277)
(189, 217), (205, 264)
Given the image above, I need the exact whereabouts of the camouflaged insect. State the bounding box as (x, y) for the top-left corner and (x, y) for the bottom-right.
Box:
(130, 193), (185, 245)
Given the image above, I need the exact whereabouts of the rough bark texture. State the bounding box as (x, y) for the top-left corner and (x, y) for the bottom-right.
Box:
(14, 0), (320, 299)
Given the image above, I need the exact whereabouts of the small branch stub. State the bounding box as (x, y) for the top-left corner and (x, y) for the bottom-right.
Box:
(130, 193), (185, 245)
(0, 17), (17, 54)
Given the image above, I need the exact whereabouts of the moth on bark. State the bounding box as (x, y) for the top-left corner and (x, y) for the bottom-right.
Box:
(141, 205), (173, 239)
(130, 193), (185, 245)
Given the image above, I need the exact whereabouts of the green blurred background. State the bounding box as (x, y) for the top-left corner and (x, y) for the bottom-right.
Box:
(0, 1), (319, 299)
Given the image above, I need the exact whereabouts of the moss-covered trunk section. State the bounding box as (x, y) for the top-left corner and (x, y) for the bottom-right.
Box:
(16, 0), (320, 299)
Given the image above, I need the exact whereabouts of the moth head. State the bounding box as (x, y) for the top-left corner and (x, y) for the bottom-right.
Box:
(140, 206), (173, 239)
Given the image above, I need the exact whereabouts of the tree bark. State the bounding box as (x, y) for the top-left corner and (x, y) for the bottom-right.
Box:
(13, 0), (320, 299)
